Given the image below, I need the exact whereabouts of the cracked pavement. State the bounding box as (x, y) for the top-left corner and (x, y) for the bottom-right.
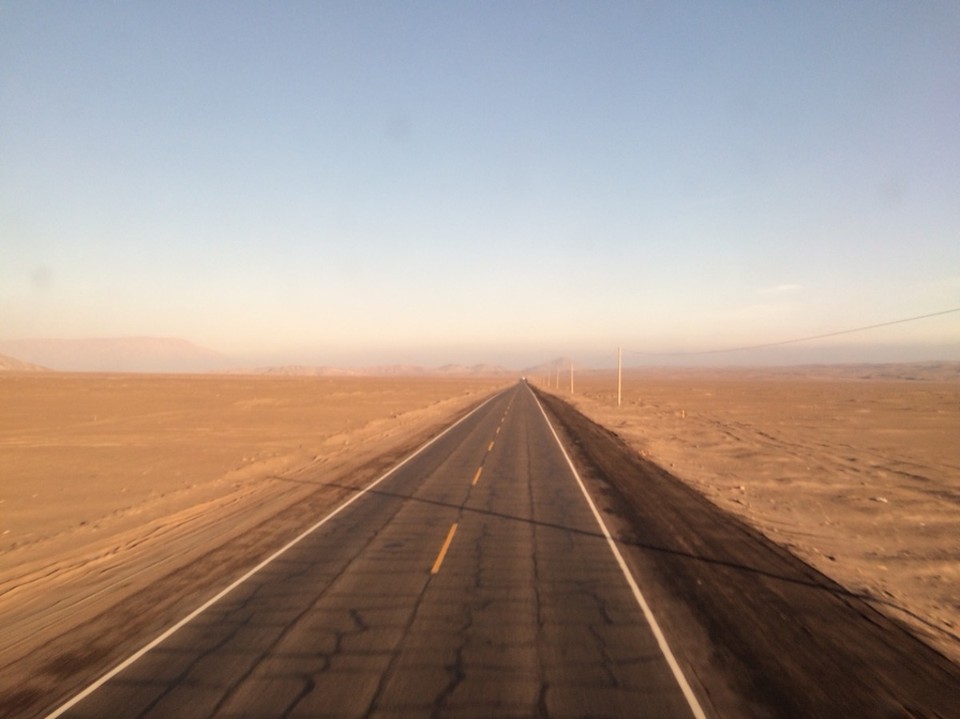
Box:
(58, 384), (698, 718)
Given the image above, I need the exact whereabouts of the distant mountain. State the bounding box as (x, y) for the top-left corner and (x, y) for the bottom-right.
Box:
(435, 363), (514, 376)
(356, 364), (433, 377)
(0, 337), (226, 373)
(521, 357), (577, 375)
(326, 364), (506, 377)
(755, 361), (960, 382)
(230, 363), (514, 377)
(227, 365), (358, 377)
(0, 352), (50, 372)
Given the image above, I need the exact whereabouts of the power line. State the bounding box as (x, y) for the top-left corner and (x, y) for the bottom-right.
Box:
(626, 306), (960, 357)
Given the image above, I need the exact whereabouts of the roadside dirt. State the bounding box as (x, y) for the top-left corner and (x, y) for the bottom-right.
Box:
(538, 388), (960, 718)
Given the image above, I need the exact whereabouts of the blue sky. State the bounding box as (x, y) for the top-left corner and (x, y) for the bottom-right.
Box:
(2, 1), (959, 367)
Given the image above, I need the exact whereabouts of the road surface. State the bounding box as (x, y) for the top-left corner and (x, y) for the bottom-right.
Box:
(48, 383), (703, 718)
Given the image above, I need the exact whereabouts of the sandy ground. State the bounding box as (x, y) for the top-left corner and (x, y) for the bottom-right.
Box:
(537, 366), (960, 663)
(0, 373), (509, 696)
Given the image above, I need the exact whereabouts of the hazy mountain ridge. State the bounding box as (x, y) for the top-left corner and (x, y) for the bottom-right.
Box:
(751, 361), (960, 382)
(0, 353), (50, 372)
(231, 363), (514, 378)
(228, 365), (356, 377)
(3, 337), (955, 380)
(0, 337), (226, 373)
(546, 361), (960, 383)
(521, 357), (577, 375)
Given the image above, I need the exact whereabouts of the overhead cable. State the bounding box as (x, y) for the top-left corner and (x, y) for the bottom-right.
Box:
(626, 306), (960, 357)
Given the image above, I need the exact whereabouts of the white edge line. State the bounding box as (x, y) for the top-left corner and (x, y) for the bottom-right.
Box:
(45, 389), (506, 719)
(530, 388), (708, 719)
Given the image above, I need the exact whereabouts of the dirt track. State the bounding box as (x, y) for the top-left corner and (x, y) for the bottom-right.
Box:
(539, 390), (960, 717)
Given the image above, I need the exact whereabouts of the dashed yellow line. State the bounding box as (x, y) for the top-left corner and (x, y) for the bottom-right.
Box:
(469, 410), (506, 491)
(430, 522), (459, 574)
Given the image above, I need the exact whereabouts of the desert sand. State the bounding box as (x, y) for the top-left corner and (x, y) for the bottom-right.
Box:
(536, 365), (960, 663)
(0, 372), (510, 700)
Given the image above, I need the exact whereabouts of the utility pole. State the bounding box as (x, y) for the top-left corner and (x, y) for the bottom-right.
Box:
(617, 346), (622, 408)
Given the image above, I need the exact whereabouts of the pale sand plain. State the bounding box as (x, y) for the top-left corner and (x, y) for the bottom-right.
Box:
(537, 365), (960, 663)
(0, 373), (510, 689)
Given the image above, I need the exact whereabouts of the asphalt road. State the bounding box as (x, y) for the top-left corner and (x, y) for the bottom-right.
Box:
(48, 383), (703, 719)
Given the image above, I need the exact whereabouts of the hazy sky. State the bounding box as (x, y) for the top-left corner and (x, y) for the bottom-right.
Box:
(3, 2), (959, 367)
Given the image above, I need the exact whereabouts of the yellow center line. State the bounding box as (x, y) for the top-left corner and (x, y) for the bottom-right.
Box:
(471, 466), (483, 486)
(495, 426), (501, 436)
(430, 522), (459, 574)
(488, 440), (495, 452)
